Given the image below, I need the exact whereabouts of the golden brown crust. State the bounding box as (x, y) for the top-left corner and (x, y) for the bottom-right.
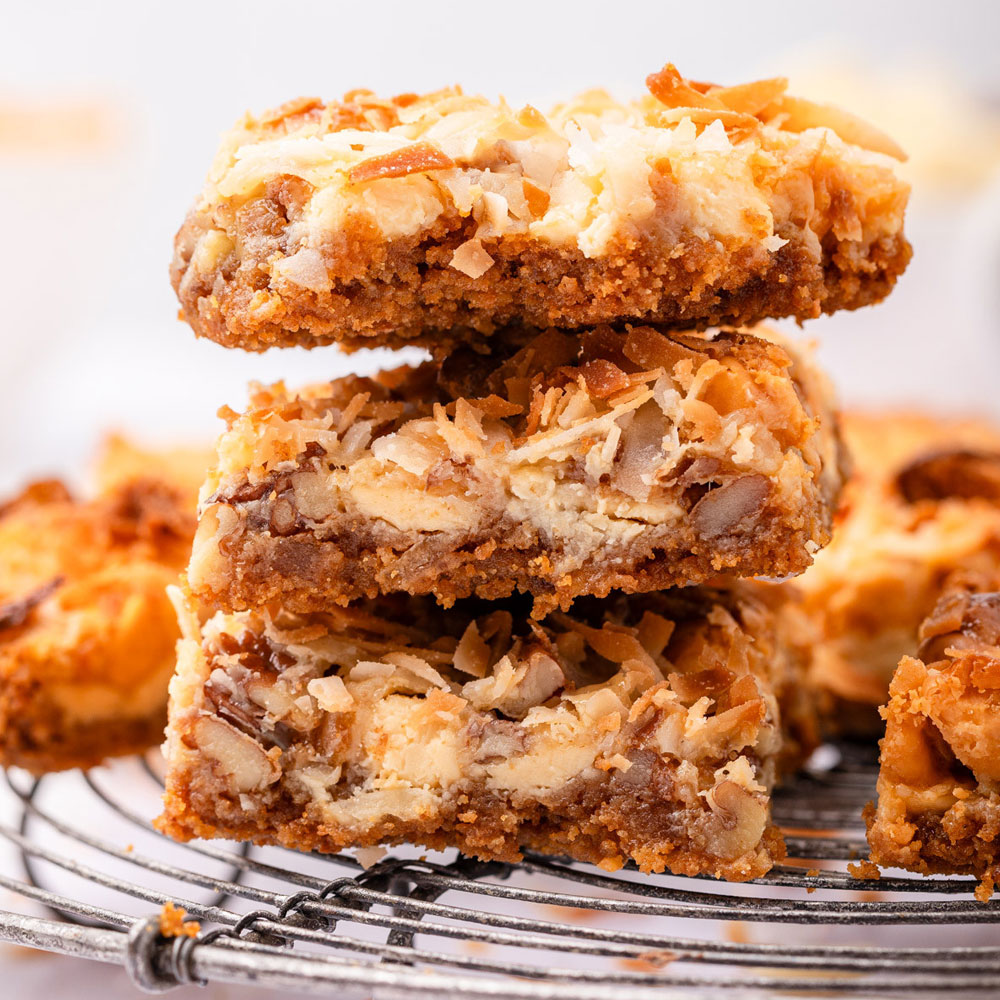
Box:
(158, 583), (815, 881)
(158, 761), (789, 882)
(173, 213), (910, 353)
(189, 325), (843, 617)
(171, 65), (909, 352)
(867, 588), (1000, 878)
(797, 411), (1000, 733)
(209, 517), (820, 619)
(0, 442), (206, 773)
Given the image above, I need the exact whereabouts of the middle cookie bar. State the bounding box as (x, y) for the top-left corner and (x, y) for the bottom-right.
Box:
(190, 324), (843, 616)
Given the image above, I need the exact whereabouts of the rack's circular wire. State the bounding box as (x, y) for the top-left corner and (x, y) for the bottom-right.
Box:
(1, 744), (998, 998)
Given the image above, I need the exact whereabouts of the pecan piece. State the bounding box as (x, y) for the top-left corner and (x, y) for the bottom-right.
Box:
(691, 475), (770, 538)
(918, 591), (1000, 664)
(896, 448), (1000, 504)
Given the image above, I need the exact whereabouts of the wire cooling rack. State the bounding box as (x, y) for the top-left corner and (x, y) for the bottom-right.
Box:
(1, 744), (998, 998)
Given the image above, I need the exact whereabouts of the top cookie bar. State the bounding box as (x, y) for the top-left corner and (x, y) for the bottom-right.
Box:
(172, 64), (910, 352)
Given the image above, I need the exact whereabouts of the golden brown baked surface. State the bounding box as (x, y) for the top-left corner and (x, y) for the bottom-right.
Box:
(0, 439), (207, 773)
(171, 64), (910, 352)
(188, 325), (843, 617)
(158, 581), (816, 881)
(797, 411), (1000, 731)
(867, 587), (1000, 884)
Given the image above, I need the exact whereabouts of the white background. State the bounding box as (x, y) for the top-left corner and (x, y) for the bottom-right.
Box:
(1, 0), (999, 995)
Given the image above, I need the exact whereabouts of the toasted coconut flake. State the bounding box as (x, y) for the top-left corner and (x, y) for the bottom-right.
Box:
(469, 394), (523, 420)
(385, 651), (451, 690)
(647, 64), (726, 110)
(450, 239), (495, 279)
(336, 392), (371, 436)
(710, 78), (788, 116)
(623, 327), (699, 374)
(574, 359), (633, 399)
(768, 96), (906, 161)
(349, 660), (396, 682)
(637, 611), (676, 659)
(454, 621), (491, 678)
(258, 96), (323, 128)
(348, 141), (455, 183)
(558, 618), (654, 669)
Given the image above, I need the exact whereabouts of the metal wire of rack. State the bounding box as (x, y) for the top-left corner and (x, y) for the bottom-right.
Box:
(1, 743), (998, 998)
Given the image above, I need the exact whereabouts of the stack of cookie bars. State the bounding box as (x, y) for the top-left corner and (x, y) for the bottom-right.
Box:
(157, 64), (912, 881)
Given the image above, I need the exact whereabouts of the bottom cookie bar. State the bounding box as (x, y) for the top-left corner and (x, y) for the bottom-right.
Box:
(159, 582), (815, 881)
(0, 438), (205, 773)
(867, 587), (1000, 883)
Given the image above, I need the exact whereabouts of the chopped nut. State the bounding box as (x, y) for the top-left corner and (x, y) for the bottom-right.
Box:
(691, 476), (770, 538)
(193, 715), (280, 793)
(896, 448), (1000, 504)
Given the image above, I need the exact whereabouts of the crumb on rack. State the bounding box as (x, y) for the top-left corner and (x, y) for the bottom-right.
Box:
(159, 901), (200, 938)
(618, 950), (678, 972)
(847, 859), (881, 880)
(805, 868), (820, 894)
(975, 867), (999, 903)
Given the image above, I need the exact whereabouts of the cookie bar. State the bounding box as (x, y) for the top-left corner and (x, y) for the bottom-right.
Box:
(172, 64), (910, 352)
(797, 412), (1000, 730)
(158, 581), (816, 881)
(188, 325), (843, 617)
(0, 439), (206, 773)
(866, 587), (1000, 882)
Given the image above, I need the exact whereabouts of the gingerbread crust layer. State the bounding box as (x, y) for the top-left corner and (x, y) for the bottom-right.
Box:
(190, 325), (843, 617)
(172, 65), (910, 352)
(797, 411), (1000, 733)
(867, 588), (1000, 878)
(0, 440), (206, 773)
(159, 582), (815, 881)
